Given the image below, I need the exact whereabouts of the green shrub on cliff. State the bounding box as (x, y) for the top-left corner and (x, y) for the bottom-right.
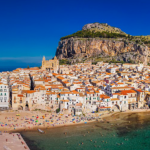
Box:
(60, 30), (126, 40)
(109, 59), (125, 64)
(59, 59), (70, 65)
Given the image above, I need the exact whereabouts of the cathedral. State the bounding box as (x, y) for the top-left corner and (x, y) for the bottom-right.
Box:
(42, 56), (59, 71)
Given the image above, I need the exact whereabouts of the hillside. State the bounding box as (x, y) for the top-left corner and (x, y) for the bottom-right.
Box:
(60, 23), (127, 40)
(56, 23), (150, 65)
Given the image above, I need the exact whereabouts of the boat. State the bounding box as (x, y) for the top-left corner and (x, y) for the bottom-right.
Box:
(38, 129), (45, 133)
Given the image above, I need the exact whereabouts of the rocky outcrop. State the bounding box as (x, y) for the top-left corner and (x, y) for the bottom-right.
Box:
(82, 23), (109, 30)
(56, 37), (149, 65)
(82, 23), (126, 34)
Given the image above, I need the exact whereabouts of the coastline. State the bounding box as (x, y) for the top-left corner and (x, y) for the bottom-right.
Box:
(20, 109), (150, 150)
(122, 109), (150, 114)
(0, 109), (150, 133)
(0, 110), (114, 133)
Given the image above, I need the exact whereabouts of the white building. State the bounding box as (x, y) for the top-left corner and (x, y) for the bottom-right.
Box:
(0, 83), (9, 109)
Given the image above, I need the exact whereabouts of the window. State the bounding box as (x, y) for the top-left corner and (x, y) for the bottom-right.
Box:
(5, 93), (6, 96)
(124, 101), (126, 104)
(124, 96), (126, 98)
(0, 93), (2, 96)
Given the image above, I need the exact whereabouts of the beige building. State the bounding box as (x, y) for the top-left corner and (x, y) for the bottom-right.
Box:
(42, 56), (59, 71)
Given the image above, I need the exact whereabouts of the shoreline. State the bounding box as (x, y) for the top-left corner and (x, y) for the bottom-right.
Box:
(0, 111), (114, 133)
(121, 109), (150, 114)
(0, 109), (150, 133)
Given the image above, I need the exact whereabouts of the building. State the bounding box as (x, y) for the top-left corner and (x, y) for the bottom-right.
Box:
(42, 56), (59, 72)
(0, 83), (9, 110)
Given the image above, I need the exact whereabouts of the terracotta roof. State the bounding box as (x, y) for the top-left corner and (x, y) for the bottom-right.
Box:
(111, 98), (119, 101)
(100, 94), (110, 99)
(61, 100), (69, 102)
(76, 103), (82, 106)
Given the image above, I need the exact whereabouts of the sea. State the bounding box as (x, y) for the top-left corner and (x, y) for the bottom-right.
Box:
(0, 63), (41, 72)
(20, 112), (150, 150)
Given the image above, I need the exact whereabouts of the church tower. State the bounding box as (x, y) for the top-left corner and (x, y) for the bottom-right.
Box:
(41, 56), (59, 71)
(42, 56), (46, 61)
(54, 56), (57, 60)
(42, 56), (46, 70)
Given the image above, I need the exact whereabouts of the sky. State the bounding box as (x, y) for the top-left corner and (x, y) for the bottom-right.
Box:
(0, 0), (150, 71)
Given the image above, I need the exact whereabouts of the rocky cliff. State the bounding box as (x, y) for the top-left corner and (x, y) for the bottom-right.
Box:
(56, 23), (149, 65)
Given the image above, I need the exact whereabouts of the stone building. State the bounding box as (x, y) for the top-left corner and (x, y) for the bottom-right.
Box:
(42, 56), (59, 72)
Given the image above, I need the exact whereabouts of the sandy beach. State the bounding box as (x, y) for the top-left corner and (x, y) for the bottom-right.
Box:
(0, 109), (150, 133)
(0, 110), (112, 132)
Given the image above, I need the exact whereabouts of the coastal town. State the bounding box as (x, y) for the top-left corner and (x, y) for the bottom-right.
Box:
(1, 56), (150, 149)
(1, 56), (150, 113)
(0, 56), (150, 115)
(2, 0), (150, 149)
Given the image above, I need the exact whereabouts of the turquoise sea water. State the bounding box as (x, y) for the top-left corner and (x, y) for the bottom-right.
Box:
(21, 112), (150, 150)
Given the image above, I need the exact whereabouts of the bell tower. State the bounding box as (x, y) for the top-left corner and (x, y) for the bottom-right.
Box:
(42, 56), (46, 70)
